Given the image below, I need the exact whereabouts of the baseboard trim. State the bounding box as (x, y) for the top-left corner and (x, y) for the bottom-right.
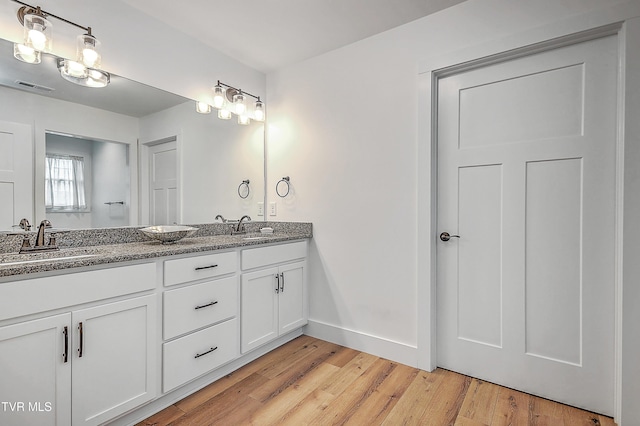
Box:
(304, 319), (418, 367)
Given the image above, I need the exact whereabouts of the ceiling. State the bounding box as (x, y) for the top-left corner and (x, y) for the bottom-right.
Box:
(121, 0), (467, 73)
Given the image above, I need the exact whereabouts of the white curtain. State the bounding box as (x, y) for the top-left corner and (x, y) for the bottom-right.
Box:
(45, 154), (87, 211)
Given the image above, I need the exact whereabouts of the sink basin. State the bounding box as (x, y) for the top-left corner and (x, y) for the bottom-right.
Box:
(0, 254), (97, 267)
(139, 225), (198, 244)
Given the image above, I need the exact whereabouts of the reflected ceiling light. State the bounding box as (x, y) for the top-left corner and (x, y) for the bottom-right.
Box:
(203, 80), (266, 125)
(196, 101), (212, 114)
(13, 43), (41, 63)
(238, 114), (250, 125)
(57, 58), (110, 88)
(218, 108), (232, 120)
(12, 0), (109, 87)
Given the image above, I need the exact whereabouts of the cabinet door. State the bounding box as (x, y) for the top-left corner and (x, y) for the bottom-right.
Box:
(72, 295), (157, 426)
(278, 261), (307, 335)
(0, 313), (71, 426)
(241, 267), (279, 353)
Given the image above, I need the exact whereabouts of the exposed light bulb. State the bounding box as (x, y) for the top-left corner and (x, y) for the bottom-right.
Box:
(196, 101), (211, 114)
(82, 47), (98, 67)
(66, 60), (87, 77)
(28, 28), (46, 50)
(213, 85), (225, 109)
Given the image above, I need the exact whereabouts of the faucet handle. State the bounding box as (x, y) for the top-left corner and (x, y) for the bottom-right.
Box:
(21, 234), (31, 249)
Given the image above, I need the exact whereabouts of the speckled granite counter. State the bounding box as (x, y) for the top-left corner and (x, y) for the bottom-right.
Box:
(0, 222), (312, 278)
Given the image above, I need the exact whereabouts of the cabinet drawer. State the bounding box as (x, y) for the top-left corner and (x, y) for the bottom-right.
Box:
(162, 318), (238, 392)
(241, 241), (307, 270)
(163, 276), (238, 340)
(0, 263), (156, 321)
(164, 251), (237, 286)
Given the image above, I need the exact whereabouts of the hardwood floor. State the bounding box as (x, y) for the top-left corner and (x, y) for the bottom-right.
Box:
(138, 335), (616, 426)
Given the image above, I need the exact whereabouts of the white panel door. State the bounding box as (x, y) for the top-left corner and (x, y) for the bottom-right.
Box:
(0, 121), (33, 230)
(149, 141), (177, 225)
(436, 34), (617, 415)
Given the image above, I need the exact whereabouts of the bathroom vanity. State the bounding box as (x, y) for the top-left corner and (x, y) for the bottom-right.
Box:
(0, 222), (311, 426)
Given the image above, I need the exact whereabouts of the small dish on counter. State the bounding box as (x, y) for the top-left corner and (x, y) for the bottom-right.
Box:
(139, 225), (198, 244)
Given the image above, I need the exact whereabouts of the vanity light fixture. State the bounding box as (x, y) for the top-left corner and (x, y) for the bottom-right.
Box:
(201, 80), (266, 125)
(12, 0), (109, 87)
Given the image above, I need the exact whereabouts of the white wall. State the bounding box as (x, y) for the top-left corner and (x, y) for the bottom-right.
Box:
(92, 140), (130, 228)
(266, 0), (640, 422)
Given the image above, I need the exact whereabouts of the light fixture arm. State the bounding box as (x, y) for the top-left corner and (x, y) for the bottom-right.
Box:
(13, 0), (92, 34)
(216, 80), (261, 102)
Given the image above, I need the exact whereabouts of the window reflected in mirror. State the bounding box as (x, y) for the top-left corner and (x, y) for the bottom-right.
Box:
(45, 132), (130, 229)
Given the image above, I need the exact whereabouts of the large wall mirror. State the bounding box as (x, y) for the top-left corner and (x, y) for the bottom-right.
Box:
(0, 37), (264, 230)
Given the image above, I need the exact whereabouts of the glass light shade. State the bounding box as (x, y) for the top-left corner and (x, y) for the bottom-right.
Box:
(212, 85), (225, 109)
(23, 13), (52, 52)
(238, 114), (250, 125)
(85, 69), (110, 88)
(196, 101), (211, 114)
(233, 93), (246, 115)
(77, 34), (101, 68)
(254, 100), (265, 122)
(13, 43), (41, 64)
(218, 108), (232, 120)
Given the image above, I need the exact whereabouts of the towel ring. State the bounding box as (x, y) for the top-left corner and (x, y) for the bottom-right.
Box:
(276, 176), (290, 198)
(237, 179), (250, 199)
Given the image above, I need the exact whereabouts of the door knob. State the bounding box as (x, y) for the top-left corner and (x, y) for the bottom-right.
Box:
(440, 232), (460, 242)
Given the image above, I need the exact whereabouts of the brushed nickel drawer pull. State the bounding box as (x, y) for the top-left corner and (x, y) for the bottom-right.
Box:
(194, 300), (219, 310)
(62, 326), (68, 363)
(275, 273), (280, 294)
(77, 322), (84, 358)
(280, 273), (285, 293)
(195, 264), (218, 271)
(195, 346), (218, 359)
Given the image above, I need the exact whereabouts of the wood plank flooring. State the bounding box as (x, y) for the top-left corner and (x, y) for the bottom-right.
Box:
(138, 335), (616, 426)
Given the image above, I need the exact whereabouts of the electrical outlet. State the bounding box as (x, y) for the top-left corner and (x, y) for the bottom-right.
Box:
(269, 202), (277, 216)
(257, 202), (264, 216)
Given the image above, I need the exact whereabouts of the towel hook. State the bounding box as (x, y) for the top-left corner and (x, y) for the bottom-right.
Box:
(237, 179), (250, 199)
(276, 176), (290, 198)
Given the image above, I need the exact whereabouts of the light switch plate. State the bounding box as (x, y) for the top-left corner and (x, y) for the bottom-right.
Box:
(257, 202), (264, 216)
(269, 202), (277, 216)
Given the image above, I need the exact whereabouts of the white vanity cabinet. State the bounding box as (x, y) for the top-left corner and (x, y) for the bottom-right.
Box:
(162, 251), (240, 393)
(0, 263), (157, 426)
(241, 241), (308, 353)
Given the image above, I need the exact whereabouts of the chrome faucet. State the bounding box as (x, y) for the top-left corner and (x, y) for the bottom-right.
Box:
(232, 215), (251, 235)
(35, 220), (52, 247)
(19, 219), (59, 253)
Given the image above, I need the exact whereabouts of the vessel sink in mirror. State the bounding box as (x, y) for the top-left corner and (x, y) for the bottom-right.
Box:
(0, 37), (264, 231)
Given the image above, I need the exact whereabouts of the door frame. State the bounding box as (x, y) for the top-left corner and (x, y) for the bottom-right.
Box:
(416, 5), (640, 423)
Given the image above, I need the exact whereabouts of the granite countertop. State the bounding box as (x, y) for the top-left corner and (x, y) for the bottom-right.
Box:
(0, 224), (311, 278)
